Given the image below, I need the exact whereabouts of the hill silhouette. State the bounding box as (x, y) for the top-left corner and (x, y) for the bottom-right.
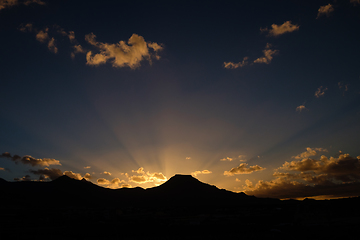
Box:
(1, 174), (359, 239)
(0, 174), (271, 208)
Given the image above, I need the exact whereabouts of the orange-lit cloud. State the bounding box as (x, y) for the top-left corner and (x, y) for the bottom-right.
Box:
(128, 167), (167, 185)
(84, 166), (91, 169)
(292, 147), (328, 160)
(85, 33), (163, 69)
(103, 171), (112, 176)
(224, 163), (265, 176)
(224, 57), (249, 69)
(317, 4), (334, 19)
(1, 152), (61, 167)
(253, 43), (278, 64)
(260, 21), (299, 37)
(0, 0), (45, 11)
(243, 151), (360, 199)
(97, 177), (125, 189)
(220, 157), (233, 161)
(296, 104), (307, 112)
(191, 170), (212, 176)
(315, 86), (328, 98)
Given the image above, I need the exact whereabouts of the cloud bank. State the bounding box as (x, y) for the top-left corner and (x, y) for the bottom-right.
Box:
(244, 150), (360, 199)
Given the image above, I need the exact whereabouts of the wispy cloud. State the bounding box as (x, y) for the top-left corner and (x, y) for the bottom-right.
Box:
(85, 33), (163, 69)
(296, 104), (307, 112)
(291, 147), (328, 160)
(314, 86), (328, 98)
(224, 163), (265, 176)
(260, 21), (299, 37)
(253, 43), (278, 64)
(224, 57), (249, 69)
(191, 170), (212, 176)
(317, 4), (334, 19)
(224, 43), (278, 69)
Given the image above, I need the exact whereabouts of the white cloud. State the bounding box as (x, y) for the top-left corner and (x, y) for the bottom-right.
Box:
(85, 33), (163, 69)
(260, 21), (299, 37)
(317, 4), (334, 19)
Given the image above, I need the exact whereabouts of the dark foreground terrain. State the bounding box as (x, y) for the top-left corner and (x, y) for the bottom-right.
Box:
(1, 175), (359, 239)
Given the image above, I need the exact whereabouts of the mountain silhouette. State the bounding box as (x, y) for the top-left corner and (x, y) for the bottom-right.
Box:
(0, 174), (266, 207)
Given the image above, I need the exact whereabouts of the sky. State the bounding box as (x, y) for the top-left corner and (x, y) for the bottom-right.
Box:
(1, 0), (360, 200)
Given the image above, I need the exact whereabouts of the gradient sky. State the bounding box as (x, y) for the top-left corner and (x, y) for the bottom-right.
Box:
(1, 0), (360, 199)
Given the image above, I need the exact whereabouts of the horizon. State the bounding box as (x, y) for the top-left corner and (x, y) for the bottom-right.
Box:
(1, 0), (360, 200)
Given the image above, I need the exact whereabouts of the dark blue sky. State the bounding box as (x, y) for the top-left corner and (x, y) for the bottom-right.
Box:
(1, 0), (360, 199)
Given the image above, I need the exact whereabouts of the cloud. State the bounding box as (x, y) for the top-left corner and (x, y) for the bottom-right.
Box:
(292, 147), (328, 160)
(191, 170), (212, 177)
(296, 104), (307, 112)
(47, 37), (58, 53)
(84, 166), (91, 169)
(35, 28), (49, 42)
(338, 81), (349, 94)
(128, 168), (167, 184)
(224, 57), (249, 69)
(314, 86), (328, 98)
(224, 163), (265, 176)
(317, 4), (334, 19)
(0, 167), (5, 171)
(0, 0), (45, 11)
(29, 167), (91, 181)
(14, 174), (32, 181)
(132, 167), (145, 174)
(185, 157), (191, 160)
(260, 21), (299, 37)
(97, 177), (125, 189)
(85, 33), (163, 69)
(253, 43), (278, 64)
(244, 151), (360, 199)
(350, 0), (360, 5)
(29, 168), (63, 180)
(103, 171), (111, 176)
(1, 152), (61, 167)
(220, 157), (233, 161)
